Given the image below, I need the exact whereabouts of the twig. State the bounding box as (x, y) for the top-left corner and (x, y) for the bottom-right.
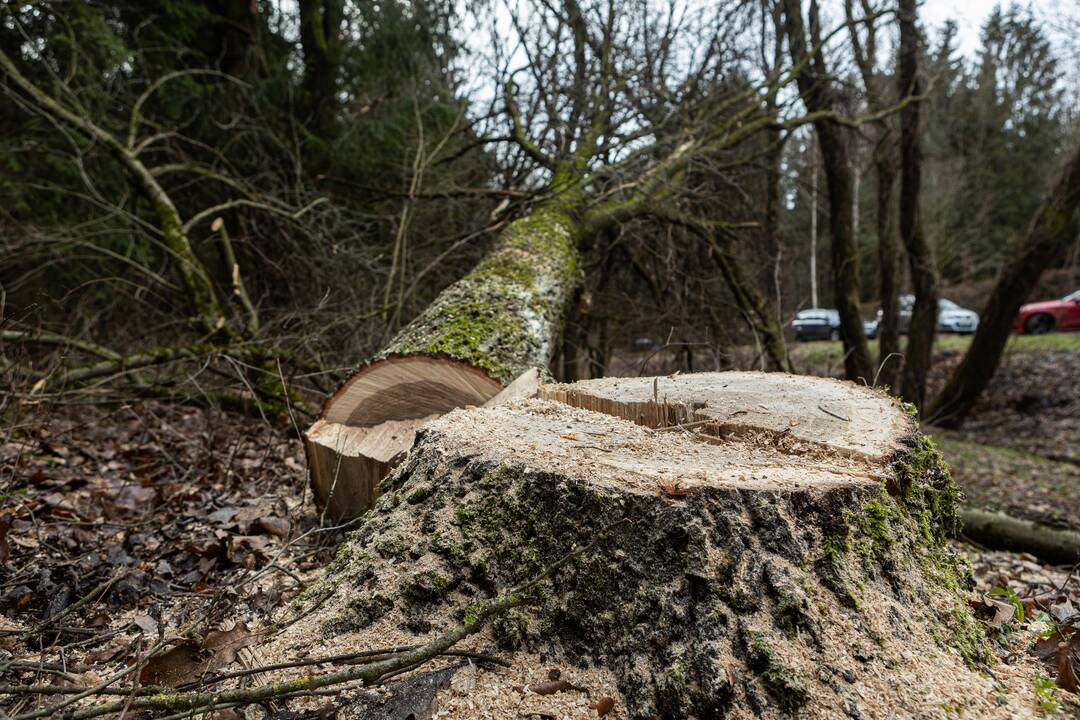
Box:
(176, 646), (508, 691)
(817, 404), (850, 422)
(21, 572), (120, 642)
(45, 520), (628, 720)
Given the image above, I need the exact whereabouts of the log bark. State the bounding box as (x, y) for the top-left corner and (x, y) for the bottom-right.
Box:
(274, 371), (1035, 718)
(928, 142), (1080, 427)
(305, 205), (581, 518)
(959, 509), (1080, 566)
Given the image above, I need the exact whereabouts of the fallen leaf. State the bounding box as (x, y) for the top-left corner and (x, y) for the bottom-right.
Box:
(139, 641), (204, 686)
(140, 622), (255, 687)
(657, 477), (694, 498)
(257, 516), (290, 539)
(589, 696), (615, 716)
(201, 622), (256, 667)
(133, 615), (159, 634)
(0, 515), (11, 563)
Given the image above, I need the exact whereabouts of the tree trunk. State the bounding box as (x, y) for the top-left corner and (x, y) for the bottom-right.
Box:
(305, 205), (581, 518)
(783, 0), (874, 383)
(299, 0), (344, 140)
(897, 0), (938, 410)
(875, 156), (903, 389)
(274, 371), (1030, 718)
(928, 142), (1080, 427)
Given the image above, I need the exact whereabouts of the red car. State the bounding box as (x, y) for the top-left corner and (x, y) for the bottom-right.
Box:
(1014, 290), (1080, 334)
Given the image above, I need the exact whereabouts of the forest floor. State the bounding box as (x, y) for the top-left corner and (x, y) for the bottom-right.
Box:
(1, 336), (1078, 717)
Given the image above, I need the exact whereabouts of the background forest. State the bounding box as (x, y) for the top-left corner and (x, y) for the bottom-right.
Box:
(1, 0), (1076, 411)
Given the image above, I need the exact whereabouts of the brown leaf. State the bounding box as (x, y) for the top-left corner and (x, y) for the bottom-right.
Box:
(85, 640), (130, 665)
(201, 622), (256, 667)
(982, 596), (1016, 628)
(257, 516), (290, 539)
(139, 641), (205, 687)
(139, 623), (255, 687)
(657, 477), (694, 498)
(0, 514), (11, 564)
(1058, 645), (1079, 693)
(589, 696), (615, 716)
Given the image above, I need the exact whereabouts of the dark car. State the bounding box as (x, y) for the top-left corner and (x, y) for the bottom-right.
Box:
(791, 309), (840, 342)
(1013, 290), (1080, 334)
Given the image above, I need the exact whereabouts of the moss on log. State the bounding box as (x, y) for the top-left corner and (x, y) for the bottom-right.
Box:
(306, 207), (581, 518)
(276, 373), (1041, 718)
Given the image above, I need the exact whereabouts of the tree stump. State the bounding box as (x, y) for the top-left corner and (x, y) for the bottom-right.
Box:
(279, 372), (1038, 718)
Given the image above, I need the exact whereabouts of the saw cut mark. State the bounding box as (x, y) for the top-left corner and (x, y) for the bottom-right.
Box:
(430, 399), (883, 495)
(540, 371), (913, 461)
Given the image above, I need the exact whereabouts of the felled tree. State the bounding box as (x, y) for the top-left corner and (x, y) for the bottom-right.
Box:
(305, 0), (926, 516)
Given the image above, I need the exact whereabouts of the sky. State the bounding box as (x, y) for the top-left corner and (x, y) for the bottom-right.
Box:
(920, 0), (1070, 58)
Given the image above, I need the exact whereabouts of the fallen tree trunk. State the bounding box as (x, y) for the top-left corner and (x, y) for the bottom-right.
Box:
(274, 371), (1041, 718)
(959, 508), (1080, 566)
(305, 205), (580, 518)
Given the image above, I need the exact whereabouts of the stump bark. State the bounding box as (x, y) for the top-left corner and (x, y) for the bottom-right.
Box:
(305, 207), (580, 519)
(277, 372), (1039, 718)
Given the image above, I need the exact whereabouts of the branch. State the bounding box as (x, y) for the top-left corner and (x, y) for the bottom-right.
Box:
(0, 48), (226, 334)
(182, 198), (327, 235)
(504, 80), (556, 169)
(30, 520), (627, 720)
(212, 218), (259, 335)
(127, 69), (245, 150)
(0, 330), (121, 362)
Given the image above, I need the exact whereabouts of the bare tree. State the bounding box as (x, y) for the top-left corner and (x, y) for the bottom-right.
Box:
(846, 0), (903, 389)
(929, 140), (1080, 426)
(896, 0), (938, 409)
(781, 0), (874, 382)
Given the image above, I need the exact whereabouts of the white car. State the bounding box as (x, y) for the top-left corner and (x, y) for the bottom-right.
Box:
(878, 295), (979, 334)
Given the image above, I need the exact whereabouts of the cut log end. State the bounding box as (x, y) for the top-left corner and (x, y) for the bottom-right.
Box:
(307, 355), (504, 518)
(276, 372), (1034, 718)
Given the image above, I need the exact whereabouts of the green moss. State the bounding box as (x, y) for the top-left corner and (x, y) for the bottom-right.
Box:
(402, 570), (449, 602)
(387, 207), (581, 383)
(1034, 673), (1062, 715)
(821, 526), (850, 569)
(492, 608), (530, 649)
(429, 530), (467, 566)
(748, 632), (810, 711)
(946, 604), (992, 668)
(346, 592), (393, 629)
(858, 492), (895, 560)
(405, 484), (435, 505)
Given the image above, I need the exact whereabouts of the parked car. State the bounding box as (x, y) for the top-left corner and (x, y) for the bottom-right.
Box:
(877, 294), (979, 334)
(791, 309), (840, 342)
(792, 310), (880, 342)
(1013, 290), (1080, 334)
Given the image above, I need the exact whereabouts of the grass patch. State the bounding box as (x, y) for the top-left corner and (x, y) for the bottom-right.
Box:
(789, 332), (1080, 372)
